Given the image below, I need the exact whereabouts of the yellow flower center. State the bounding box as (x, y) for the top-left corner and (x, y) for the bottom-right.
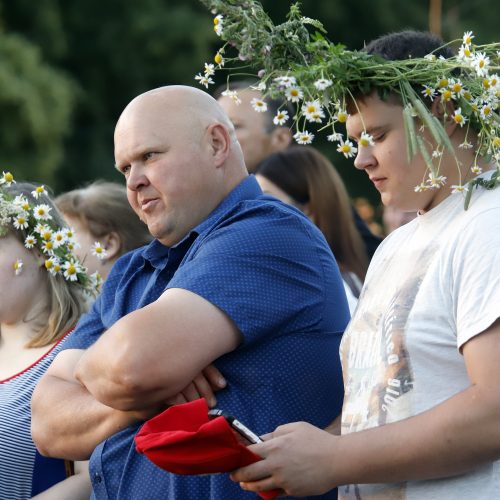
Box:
(67, 265), (76, 275)
(483, 79), (490, 89)
(484, 107), (491, 116)
(454, 115), (463, 123)
(479, 60), (485, 68)
(464, 47), (471, 56)
(4, 172), (13, 183)
(307, 105), (316, 113)
(337, 112), (348, 123)
(494, 138), (500, 147)
(213, 17), (220, 25)
(442, 90), (452, 101)
(463, 91), (472, 101)
(36, 186), (44, 194)
(341, 145), (351, 153)
(214, 53), (223, 64)
(438, 79), (448, 88)
(452, 83), (462, 93)
(42, 231), (52, 241)
(45, 260), (53, 269)
(359, 138), (370, 147)
(290, 89), (298, 96)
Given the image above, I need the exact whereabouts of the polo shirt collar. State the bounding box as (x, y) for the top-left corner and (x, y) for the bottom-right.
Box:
(141, 175), (262, 267)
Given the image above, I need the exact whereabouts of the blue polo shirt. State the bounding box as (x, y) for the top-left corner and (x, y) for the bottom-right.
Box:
(63, 175), (349, 500)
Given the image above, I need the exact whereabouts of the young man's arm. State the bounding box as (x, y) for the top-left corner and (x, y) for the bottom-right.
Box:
(72, 288), (241, 411)
(231, 318), (500, 497)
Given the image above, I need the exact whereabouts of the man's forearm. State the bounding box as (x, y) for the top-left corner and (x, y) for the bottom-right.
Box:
(32, 374), (140, 460)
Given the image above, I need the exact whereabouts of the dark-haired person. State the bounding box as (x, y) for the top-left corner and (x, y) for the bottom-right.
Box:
(231, 30), (500, 499)
(256, 146), (368, 313)
(216, 81), (383, 259)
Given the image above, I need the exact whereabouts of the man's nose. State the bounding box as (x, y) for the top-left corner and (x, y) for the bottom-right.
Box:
(353, 145), (376, 171)
(127, 165), (149, 191)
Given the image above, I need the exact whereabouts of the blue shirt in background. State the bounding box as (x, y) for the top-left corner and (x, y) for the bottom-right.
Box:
(63, 175), (349, 500)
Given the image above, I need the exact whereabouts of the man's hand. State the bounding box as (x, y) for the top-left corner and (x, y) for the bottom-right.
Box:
(230, 422), (338, 497)
(166, 364), (227, 407)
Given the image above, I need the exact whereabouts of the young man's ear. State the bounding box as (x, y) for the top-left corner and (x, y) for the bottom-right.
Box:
(207, 123), (231, 167)
(269, 127), (292, 152)
(431, 97), (458, 136)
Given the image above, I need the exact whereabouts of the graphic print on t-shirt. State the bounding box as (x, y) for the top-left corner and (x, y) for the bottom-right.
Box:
(340, 244), (437, 499)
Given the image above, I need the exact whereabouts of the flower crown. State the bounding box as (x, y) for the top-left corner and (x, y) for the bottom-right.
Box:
(197, 0), (500, 206)
(0, 172), (105, 296)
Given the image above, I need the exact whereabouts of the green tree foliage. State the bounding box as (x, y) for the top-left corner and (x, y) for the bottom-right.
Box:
(0, 30), (75, 184)
(0, 0), (496, 201)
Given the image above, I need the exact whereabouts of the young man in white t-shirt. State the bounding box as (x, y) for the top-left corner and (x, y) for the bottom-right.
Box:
(230, 30), (500, 499)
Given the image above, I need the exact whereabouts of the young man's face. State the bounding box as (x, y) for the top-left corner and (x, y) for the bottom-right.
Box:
(346, 93), (448, 213)
(217, 89), (276, 173)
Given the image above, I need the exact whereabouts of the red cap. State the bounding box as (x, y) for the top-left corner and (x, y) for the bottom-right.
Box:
(135, 399), (278, 499)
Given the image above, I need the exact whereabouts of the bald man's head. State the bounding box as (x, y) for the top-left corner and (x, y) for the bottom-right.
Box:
(114, 85), (247, 247)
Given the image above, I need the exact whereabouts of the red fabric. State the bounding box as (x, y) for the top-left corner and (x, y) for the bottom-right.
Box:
(135, 399), (279, 499)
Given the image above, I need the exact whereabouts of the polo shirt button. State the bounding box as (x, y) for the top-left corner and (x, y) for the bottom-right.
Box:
(93, 472), (102, 483)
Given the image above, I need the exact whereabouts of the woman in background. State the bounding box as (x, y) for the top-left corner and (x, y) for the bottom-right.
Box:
(255, 146), (368, 313)
(0, 177), (96, 499)
(56, 181), (152, 280)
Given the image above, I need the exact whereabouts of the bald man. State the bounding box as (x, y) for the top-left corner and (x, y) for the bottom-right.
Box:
(32, 86), (348, 500)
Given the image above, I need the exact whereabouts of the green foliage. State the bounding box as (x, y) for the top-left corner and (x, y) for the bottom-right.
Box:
(0, 31), (75, 184)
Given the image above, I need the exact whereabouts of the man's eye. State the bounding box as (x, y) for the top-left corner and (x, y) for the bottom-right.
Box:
(144, 152), (157, 161)
(120, 165), (131, 175)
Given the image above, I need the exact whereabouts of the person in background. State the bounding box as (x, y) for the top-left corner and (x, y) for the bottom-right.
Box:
(56, 181), (153, 280)
(353, 197), (384, 237)
(0, 178), (95, 499)
(256, 146), (368, 313)
(216, 81), (383, 259)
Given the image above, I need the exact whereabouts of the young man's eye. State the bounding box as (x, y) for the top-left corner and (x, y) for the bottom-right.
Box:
(120, 165), (131, 175)
(144, 152), (156, 161)
(373, 132), (386, 142)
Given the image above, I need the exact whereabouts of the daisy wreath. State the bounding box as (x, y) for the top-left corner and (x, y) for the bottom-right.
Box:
(0, 171), (104, 295)
(196, 0), (500, 207)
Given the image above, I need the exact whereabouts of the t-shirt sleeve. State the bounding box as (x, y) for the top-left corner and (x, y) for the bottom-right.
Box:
(453, 207), (500, 348)
(166, 206), (346, 346)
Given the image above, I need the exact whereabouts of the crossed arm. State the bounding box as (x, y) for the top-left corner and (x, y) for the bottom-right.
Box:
(32, 288), (240, 460)
(231, 319), (500, 496)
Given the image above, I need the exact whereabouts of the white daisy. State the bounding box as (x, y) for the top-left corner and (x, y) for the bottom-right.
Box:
(472, 52), (490, 77)
(337, 139), (357, 158)
(204, 63), (215, 77)
(33, 204), (52, 220)
(273, 110), (289, 126)
(293, 131), (314, 145)
(213, 15), (223, 36)
(463, 31), (474, 46)
(194, 73), (214, 89)
(251, 97), (267, 113)
(13, 214), (29, 230)
(452, 108), (467, 126)
(302, 100), (325, 123)
(91, 242), (108, 260)
(13, 259), (23, 275)
(327, 132), (343, 143)
(31, 185), (47, 199)
(274, 76), (297, 88)
(1, 171), (15, 187)
(451, 184), (469, 194)
(63, 260), (82, 282)
(285, 86), (303, 103)
(314, 78), (333, 91)
(359, 132), (375, 147)
(24, 234), (36, 249)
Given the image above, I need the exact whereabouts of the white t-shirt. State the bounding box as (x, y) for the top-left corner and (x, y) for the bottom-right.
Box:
(339, 183), (500, 499)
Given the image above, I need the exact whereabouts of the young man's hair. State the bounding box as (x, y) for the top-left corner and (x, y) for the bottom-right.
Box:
(348, 30), (455, 113)
(364, 30), (454, 61)
(214, 79), (294, 133)
(256, 146), (368, 281)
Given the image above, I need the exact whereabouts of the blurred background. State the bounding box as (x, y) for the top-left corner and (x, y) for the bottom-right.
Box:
(0, 0), (497, 220)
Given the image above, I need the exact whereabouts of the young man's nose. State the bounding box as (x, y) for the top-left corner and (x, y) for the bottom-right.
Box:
(127, 166), (149, 191)
(354, 146), (376, 171)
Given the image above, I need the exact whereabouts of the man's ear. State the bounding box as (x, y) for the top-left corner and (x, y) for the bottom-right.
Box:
(269, 127), (292, 152)
(431, 96), (457, 137)
(207, 123), (231, 167)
